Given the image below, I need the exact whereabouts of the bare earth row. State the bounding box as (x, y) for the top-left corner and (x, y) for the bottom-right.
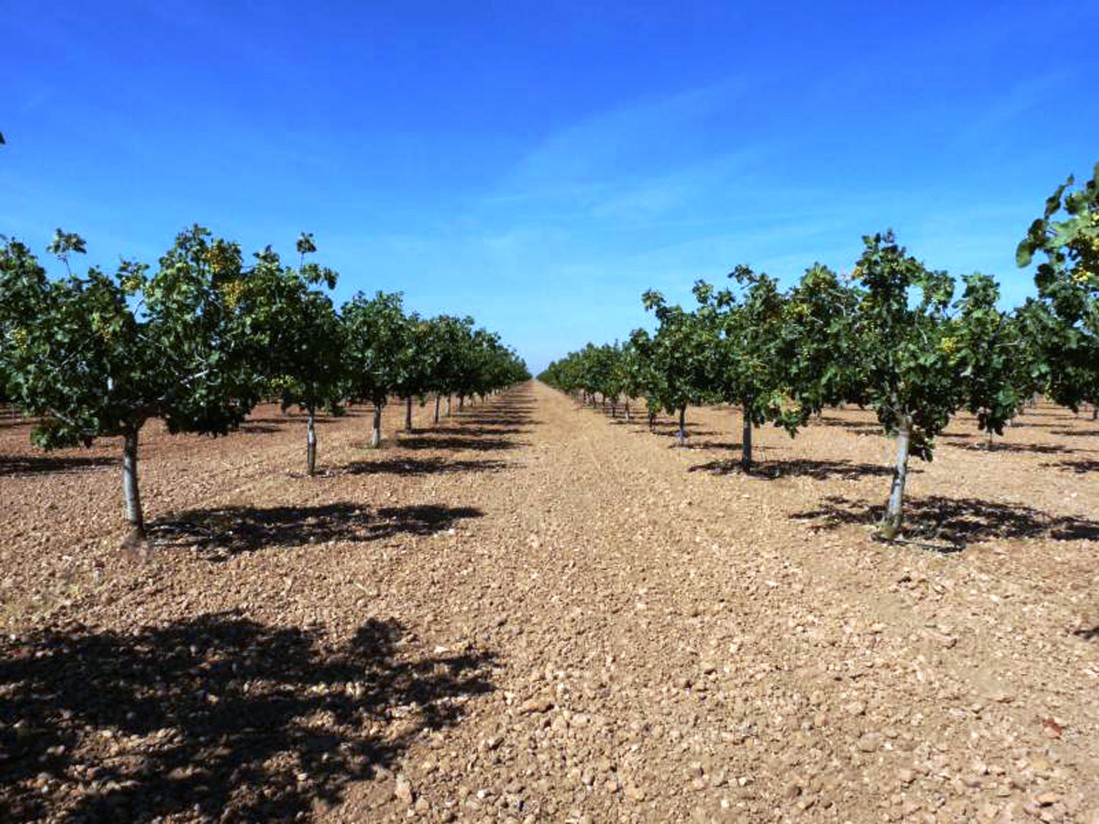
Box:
(1, 382), (1096, 822)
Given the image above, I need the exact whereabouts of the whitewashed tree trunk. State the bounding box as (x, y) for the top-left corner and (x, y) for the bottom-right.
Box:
(741, 399), (753, 473)
(307, 409), (317, 476)
(122, 427), (144, 538)
(880, 415), (912, 539)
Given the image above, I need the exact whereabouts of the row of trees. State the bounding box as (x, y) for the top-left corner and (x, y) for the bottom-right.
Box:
(541, 164), (1099, 540)
(0, 226), (528, 539)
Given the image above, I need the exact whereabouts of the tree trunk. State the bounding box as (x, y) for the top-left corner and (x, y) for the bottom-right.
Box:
(741, 399), (753, 473)
(122, 427), (145, 539)
(307, 409), (317, 476)
(458, 395), (465, 411)
(446, 395), (452, 417)
(624, 400), (631, 422)
(610, 401), (617, 419)
(677, 406), (687, 447)
(648, 411), (656, 432)
(404, 396), (413, 432)
(372, 404), (383, 448)
(434, 394), (441, 425)
(880, 416), (912, 539)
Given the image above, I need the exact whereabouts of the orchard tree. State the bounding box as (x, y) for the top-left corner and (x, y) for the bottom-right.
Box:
(575, 342), (611, 410)
(627, 328), (667, 431)
(539, 350), (584, 398)
(0, 226), (263, 540)
(694, 267), (802, 472)
(244, 237), (343, 475)
(641, 291), (711, 445)
(455, 327), (504, 408)
(785, 263), (865, 413)
(423, 314), (475, 423)
(342, 291), (411, 447)
(617, 337), (647, 422)
(394, 312), (435, 432)
(846, 231), (1014, 540)
(1016, 162), (1099, 411)
(464, 331), (528, 401)
(949, 273), (1039, 444)
(598, 343), (627, 417)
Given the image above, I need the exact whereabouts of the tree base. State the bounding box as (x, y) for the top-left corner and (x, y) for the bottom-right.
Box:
(119, 527), (150, 559)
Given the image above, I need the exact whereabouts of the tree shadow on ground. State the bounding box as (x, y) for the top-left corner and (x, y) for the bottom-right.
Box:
(1042, 458), (1099, 474)
(344, 457), (509, 476)
(0, 613), (494, 823)
(1051, 428), (1099, 438)
(944, 440), (1082, 455)
(0, 454), (117, 476)
(811, 416), (881, 436)
(395, 435), (519, 452)
(792, 495), (1099, 544)
(245, 415), (344, 426)
(458, 408), (534, 423)
(237, 423), (282, 434)
(640, 423), (722, 439)
(689, 457), (895, 480)
(431, 425), (530, 437)
(150, 503), (483, 559)
(456, 416), (531, 426)
(606, 416), (643, 426)
(677, 439), (794, 453)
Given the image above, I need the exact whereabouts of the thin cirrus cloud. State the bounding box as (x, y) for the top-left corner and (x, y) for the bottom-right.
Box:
(496, 78), (751, 198)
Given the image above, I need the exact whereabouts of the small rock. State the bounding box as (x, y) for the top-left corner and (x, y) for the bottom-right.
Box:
(1035, 792), (1060, 807)
(1041, 718), (1063, 739)
(1028, 757), (1052, 774)
(624, 783), (646, 802)
(857, 733), (881, 753)
(518, 697), (554, 714)
(395, 774), (414, 806)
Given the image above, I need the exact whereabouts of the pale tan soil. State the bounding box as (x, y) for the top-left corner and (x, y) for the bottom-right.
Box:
(0, 385), (1096, 823)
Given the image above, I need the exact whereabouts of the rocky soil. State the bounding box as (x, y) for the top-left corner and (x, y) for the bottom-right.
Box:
(1, 383), (1096, 822)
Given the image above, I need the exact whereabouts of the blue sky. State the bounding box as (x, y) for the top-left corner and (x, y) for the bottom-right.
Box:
(3, 1), (1097, 373)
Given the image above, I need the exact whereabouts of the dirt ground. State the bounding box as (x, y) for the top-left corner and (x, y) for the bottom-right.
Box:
(1, 383), (1096, 823)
